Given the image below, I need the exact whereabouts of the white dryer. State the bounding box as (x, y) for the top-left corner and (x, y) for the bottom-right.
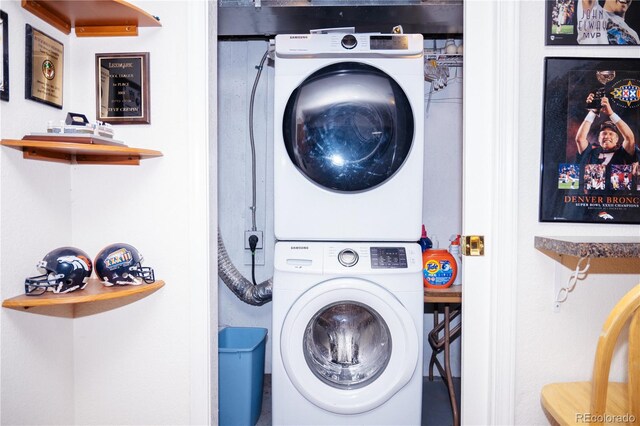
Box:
(272, 241), (423, 425)
(274, 33), (425, 242)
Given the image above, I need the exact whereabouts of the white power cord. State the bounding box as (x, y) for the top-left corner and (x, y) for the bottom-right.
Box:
(555, 255), (591, 306)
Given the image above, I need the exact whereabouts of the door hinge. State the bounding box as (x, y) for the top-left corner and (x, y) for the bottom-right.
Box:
(462, 235), (485, 256)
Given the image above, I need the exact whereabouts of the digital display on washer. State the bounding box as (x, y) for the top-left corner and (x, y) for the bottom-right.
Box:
(370, 36), (409, 50)
(370, 247), (407, 269)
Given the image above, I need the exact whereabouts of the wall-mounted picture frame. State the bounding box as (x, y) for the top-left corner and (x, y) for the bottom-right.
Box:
(25, 24), (63, 109)
(0, 10), (8, 101)
(546, 0), (640, 45)
(540, 57), (640, 225)
(96, 52), (150, 125)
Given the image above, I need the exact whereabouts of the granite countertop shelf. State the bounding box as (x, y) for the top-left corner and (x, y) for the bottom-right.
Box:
(534, 236), (640, 258)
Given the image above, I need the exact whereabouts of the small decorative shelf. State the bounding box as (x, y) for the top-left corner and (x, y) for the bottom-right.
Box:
(22, 0), (161, 37)
(534, 236), (640, 258)
(1, 139), (163, 165)
(536, 236), (640, 310)
(2, 279), (164, 317)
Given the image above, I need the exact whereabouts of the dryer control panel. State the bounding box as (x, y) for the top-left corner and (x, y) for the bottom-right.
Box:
(275, 33), (424, 57)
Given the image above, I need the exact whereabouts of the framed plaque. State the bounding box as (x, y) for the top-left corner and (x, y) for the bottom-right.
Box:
(1, 10), (8, 101)
(540, 57), (640, 225)
(545, 0), (640, 45)
(96, 52), (150, 124)
(25, 24), (63, 109)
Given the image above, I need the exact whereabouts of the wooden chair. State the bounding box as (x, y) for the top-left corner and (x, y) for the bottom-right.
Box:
(541, 283), (640, 426)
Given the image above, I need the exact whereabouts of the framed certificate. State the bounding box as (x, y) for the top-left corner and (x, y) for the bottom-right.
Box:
(96, 52), (150, 124)
(0, 10), (8, 101)
(25, 24), (63, 109)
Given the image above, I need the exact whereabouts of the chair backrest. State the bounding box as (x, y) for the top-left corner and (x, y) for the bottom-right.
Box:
(590, 283), (640, 420)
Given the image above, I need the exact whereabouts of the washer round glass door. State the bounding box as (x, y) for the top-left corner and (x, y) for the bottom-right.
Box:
(282, 62), (414, 192)
(280, 278), (419, 414)
(304, 301), (391, 390)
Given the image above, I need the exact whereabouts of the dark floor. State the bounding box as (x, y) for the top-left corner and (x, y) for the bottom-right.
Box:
(257, 375), (461, 426)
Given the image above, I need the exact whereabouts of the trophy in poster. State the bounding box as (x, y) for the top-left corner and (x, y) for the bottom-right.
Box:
(586, 70), (616, 111)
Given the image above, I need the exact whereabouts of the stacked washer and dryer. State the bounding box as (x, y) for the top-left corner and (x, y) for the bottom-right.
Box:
(272, 32), (426, 425)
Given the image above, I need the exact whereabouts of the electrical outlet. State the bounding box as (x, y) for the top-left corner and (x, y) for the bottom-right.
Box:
(244, 231), (263, 250)
(244, 230), (265, 266)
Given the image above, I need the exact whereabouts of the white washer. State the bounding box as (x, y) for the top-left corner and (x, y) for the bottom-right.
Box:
(274, 33), (425, 242)
(272, 241), (423, 425)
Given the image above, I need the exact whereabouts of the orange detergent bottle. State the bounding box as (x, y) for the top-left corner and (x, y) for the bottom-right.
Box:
(422, 249), (457, 289)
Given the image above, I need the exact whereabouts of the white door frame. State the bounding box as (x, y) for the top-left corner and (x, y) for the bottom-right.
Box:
(186, 0), (214, 424)
(462, 1), (519, 424)
(204, 1), (520, 423)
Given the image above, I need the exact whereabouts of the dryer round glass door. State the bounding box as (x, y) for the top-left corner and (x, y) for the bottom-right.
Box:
(282, 62), (414, 192)
(280, 278), (419, 415)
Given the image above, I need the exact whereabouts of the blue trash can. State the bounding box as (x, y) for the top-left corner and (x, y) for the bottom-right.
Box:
(218, 327), (268, 426)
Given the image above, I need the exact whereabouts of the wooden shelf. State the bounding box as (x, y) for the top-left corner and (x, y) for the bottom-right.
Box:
(534, 236), (640, 258)
(1, 139), (162, 165)
(424, 286), (462, 304)
(22, 0), (161, 37)
(2, 279), (164, 317)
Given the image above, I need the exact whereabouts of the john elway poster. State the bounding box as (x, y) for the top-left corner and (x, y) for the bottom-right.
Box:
(540, 58), (640, 224)
(546, 0), (640, 45)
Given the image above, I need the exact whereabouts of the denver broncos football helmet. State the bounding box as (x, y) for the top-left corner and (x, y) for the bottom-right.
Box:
(24, 247), (93, 295)
(94, 243), (155, 286)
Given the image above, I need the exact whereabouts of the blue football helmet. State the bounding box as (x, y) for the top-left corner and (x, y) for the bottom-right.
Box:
(25, 247), (93, 295)
(94, 243), (155, 286)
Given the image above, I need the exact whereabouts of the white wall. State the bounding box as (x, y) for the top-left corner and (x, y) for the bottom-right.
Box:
(1, 1), (212, 424)
(69, 8), (193, 422)
(1, 2), (75, 424)
(218, 40), (274, 372)
(217, 38), (463, 376)
(515, 2), (640, 424)
(422, 42), (463, 377)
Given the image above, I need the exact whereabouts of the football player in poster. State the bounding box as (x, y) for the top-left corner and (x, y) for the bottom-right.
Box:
(575, 94), (636, 168)
(553, 0), (575, 34)
(577, 0), (639, 44)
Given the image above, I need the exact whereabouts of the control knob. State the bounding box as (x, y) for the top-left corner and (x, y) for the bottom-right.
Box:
(338, 249), (359, 267)
(341, 34), (357, 50)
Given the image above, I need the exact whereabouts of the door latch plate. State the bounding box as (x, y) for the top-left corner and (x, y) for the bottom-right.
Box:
(462, 235), (484, 256)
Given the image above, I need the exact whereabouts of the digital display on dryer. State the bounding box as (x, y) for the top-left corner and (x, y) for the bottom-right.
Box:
(370, 36), (408, 50)
(370, 247), (407, 268)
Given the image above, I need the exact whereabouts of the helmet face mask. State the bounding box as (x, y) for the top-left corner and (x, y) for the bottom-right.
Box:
(24, 272), (65, 295)
(129, 262), (155, 284)
(24, 248), (93, 296)
(95, 243), (155, 286)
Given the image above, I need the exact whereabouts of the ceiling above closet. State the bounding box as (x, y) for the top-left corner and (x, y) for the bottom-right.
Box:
(218, 0), (463, 38)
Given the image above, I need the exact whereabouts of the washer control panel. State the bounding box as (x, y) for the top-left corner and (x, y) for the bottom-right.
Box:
(275, 243), (421, 273)
(370, 247), (408, 269)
